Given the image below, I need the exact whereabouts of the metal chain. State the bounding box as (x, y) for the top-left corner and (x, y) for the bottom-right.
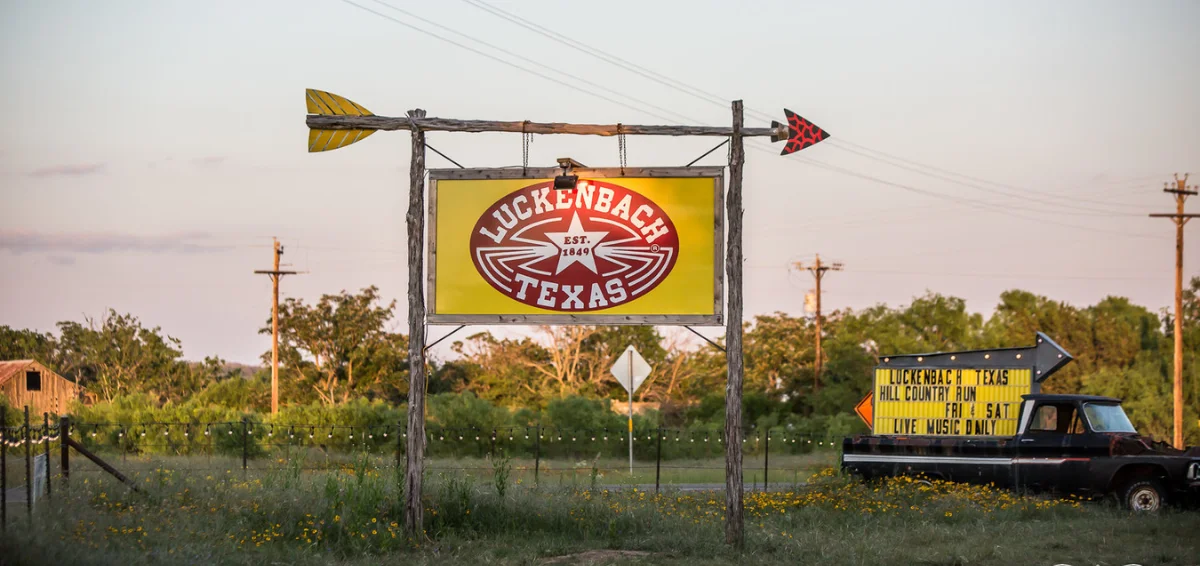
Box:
(521, 121), (531, 175)
(617, 124), (627, 174)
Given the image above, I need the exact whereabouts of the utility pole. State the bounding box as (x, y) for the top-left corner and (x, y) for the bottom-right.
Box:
(254, 238), (297, 414)
(1150, 173), (1198, 450)
(794, 254), (843, 391)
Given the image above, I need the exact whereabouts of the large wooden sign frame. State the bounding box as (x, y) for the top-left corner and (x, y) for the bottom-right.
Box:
(303, 88), (830, 547)
(427, 167), (725, 325)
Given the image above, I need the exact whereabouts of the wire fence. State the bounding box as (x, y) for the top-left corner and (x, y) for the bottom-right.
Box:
(1, 408), (849, 512)
(3, 421), (845, 464)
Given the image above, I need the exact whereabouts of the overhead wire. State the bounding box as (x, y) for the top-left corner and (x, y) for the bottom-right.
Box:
(343, 0), (1168, 241)
(456, 0), (1165, 214)
(338, 0), (686, 125)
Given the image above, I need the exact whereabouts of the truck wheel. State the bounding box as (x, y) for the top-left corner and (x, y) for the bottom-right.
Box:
(1121, 479), (1166, 512)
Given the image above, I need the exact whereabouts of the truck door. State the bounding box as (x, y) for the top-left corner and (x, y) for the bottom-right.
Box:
(1015, 402), (1080, 493)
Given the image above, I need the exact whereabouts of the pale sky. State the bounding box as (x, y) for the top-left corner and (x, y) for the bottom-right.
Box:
(1, 0), (1198, 364)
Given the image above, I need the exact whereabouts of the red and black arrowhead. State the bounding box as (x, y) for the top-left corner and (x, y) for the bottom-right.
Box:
(771, 110), (830, 155)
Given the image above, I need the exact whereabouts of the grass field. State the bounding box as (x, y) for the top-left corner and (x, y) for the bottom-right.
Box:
(1, 454), (1197, 565)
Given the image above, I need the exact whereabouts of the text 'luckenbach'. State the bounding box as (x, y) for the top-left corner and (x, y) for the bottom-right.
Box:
(470, 181), (680, 311)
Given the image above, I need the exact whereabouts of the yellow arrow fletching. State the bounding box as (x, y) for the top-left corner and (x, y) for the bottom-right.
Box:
(306, 89), (376, 153)
(306, 89), (373, 116)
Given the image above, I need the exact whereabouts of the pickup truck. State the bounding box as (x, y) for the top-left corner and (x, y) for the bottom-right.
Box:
(842, 393), (1200, 511)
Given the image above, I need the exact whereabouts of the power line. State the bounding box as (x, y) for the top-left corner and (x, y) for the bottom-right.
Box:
(823, 143), (1145, 217)
(362, 0), (697, 126)
(346, 0), (1168, 241)
(778, 148), (1168, 240)
(843, 268), (1159, 282)
(456, 0), (1165, 212)
(337, 0), (683, 125)
(747, 263), (1161, 281)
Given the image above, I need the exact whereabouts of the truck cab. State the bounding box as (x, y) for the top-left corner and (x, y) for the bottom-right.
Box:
(842, 393), (1200, 511)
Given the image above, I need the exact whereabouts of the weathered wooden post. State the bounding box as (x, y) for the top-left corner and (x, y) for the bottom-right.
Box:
(403, 108), (429, 537)
(43, 413), (51, 501)
(723, 100), (746, 547)
(534, 424), (541, 486)
(60, 416), (70, 494)
(24, 407), (32, 519)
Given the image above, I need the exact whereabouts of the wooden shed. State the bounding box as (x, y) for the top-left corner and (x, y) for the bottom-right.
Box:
(0, 359), (80, 415)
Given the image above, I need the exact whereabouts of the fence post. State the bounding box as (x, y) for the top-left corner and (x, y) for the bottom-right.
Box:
(43, 413), (51, 501)
(534, 423), (541, 486)
(61, 416), (70, 494)
(24, 407), (32, 519)
(655, 427), (662, 493)
(763, 429), (769, 491)
(2, 405), (7, 532)
(241, 417), (249, 475)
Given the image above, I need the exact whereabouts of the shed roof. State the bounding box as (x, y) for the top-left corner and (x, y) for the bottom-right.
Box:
(0, 360), (76, 386)
(0, 360), (36, 386)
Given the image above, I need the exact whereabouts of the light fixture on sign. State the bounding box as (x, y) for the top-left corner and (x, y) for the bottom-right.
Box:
(554, 157), (586, 190)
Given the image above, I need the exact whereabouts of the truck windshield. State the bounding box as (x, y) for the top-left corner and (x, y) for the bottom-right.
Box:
(1082, 403), (1136, 433)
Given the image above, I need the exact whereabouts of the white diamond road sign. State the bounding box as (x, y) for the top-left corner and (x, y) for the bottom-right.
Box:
(610, 345), (652, 395)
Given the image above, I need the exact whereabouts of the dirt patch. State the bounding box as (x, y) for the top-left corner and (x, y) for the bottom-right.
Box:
(541, 550), (656, 564)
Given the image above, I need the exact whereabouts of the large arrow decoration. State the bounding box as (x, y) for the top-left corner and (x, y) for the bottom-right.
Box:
(878, 332), (1074, 383)
(305, 89), (830, 155)
(772, 110), (831, 155)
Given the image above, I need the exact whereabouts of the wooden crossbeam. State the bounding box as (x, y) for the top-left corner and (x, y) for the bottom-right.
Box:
(307, 114), (784, 138)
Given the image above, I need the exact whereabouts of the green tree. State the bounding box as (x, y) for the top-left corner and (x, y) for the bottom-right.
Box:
(55, 310), (187, 403)
(983, 290), (1093, 393)
(0, 326), (59, 365)
(265, 286), (405, 406)
(449, 332), (551, 407)
(742, 313), (813, 401)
